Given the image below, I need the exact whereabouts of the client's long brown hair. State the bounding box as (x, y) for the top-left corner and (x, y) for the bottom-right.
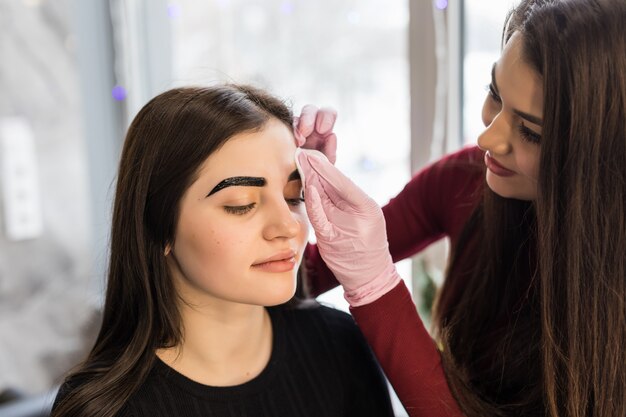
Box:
(52, 84), (297, 417)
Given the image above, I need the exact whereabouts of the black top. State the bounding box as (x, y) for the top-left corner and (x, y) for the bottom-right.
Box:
(54, 303), (394, 417)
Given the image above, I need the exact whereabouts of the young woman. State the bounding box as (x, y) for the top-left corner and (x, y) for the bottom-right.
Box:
(51, 85), (394, 417)
(296, 0), (626, 416)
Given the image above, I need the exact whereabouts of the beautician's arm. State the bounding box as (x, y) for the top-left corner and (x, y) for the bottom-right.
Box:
(296, 150), (464, 416)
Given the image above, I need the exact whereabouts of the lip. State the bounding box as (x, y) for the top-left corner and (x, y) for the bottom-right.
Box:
(251, 250), (297, 273)
(484, 153), (516, 177)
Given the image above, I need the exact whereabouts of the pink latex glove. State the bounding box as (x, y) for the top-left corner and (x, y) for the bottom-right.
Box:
(293, 105), (338, 164)
(295, 148), (401, 307)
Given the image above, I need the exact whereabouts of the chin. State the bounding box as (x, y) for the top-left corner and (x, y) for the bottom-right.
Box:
(488, 184), (516, 199)
(249, 276), (298, 307)
(257, 286), (297, 307)
(486, 174), (532, 201)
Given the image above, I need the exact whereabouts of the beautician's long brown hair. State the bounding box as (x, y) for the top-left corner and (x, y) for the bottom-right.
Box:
(52, 84), (298, 417)
(435, 0), (626, 416)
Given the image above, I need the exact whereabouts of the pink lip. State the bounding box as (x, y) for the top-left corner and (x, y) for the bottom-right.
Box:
(252, 250), (297, 273)
(484, 153), (516, 177)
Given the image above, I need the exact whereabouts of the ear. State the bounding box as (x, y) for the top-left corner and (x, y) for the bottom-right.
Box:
(164, 243), (172, 256)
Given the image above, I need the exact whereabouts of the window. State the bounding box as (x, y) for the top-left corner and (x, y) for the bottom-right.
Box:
(463, 0), (517, 144)
(170, 0), (412, 311)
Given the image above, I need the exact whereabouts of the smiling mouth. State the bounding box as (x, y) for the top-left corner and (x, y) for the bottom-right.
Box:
(484, 153), (516, 177)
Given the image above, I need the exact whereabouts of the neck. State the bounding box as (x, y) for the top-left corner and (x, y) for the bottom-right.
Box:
(157, 301), (273, 387)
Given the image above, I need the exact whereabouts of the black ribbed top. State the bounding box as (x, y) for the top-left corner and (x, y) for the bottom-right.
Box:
(108, 304), (392, 417)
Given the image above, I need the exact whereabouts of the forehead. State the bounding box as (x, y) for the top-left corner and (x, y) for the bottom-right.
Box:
(199, 118), (297, 180)
(497, 32), (543, 114)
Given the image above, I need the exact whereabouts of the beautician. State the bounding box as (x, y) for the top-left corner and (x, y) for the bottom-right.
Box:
(295, 0), (626, 416)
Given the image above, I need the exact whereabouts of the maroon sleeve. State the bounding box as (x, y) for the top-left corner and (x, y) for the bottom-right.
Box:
(384, 146), (484, 260)
(350, 281), (464, 417)
(306, 146), (484, 297)
(304, 242), (339, 295)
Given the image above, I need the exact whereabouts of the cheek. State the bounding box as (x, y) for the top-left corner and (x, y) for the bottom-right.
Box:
(293, 222), (309, 271)
(186, 225), (228, 251)
(294, 211), (309, 252)
(517, 148), (540, 181)
(175, 223), (247, 272)
(208, 227), (258, 264)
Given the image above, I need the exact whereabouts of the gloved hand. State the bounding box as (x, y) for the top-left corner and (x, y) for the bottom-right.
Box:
(295, 149), (401, 307)
(293, 105), (338, 164)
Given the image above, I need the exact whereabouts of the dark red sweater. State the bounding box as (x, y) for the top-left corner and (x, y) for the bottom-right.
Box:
(304, 146), (485, 417)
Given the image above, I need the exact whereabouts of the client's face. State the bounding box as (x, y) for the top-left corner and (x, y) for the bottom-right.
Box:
(167, 118), (308, 307)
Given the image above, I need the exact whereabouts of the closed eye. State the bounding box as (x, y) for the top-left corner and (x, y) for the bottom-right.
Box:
(284, 182), (304, 207)
(518, 124), (542, 144)
(285, 197), (305, 207)
(224, 203), (255, 215)
(486, 83), (502, 104)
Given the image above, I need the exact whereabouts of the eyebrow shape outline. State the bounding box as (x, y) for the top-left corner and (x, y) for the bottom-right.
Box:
(207, 170), (301, 197)
(491, 63), (544, 127)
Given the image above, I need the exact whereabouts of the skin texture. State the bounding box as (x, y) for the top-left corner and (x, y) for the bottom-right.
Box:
(158, 118), (308, 386)
(478, 32), (543, 201)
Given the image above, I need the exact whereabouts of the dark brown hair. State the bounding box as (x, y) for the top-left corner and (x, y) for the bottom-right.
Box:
(52, 84), (298, 417)
(436, 0), (626, 416)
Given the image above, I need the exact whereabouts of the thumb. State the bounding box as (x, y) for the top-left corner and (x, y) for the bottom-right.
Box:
(292, 117), (306, 147)
(320, 133), (337, 165)
(304, 181), (335, 241)
(296, 148), (347, 210)
(296, 148), (329, 190)
(302, 150), (377, 212)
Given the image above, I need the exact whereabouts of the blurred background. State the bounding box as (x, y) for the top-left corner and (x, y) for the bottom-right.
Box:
(0, 0), (514, 415)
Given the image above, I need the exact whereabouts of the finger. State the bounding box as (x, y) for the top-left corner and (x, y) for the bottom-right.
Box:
(304, 182), (334, 240)
(294, 148), (307, 189)
(296, 148), (316, 186)
(292, 118), (306, 147)
(298, 150), (345, 220)
(298, 150), (351, 207)
(315, 107), (338, 135)
(298, 149), (336, 209)
(320, 133), (337, 164)
(297, 149), (351, 208)
(297, 104), (319, 137)
(300, 149), (376, 216)
(303, 150), (377, 211)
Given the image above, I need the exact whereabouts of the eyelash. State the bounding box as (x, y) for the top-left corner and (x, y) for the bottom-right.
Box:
(486, 83), (502, 104)
(224, 203), (256, 215)
(518, 124), (542, 144)
(286, 197), (305, 207)
(485, 84), (541, 144)
(223, 197), (305, 215)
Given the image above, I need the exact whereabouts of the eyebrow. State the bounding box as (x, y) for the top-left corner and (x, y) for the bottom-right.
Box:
(207, 169), (301, 197)
(491, 63), (543, 127)
(288, 169), (301, 182)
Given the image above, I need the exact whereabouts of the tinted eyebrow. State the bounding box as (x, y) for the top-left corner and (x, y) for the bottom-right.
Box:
(207, 170), (301, 197)
(208, 176), (265, 196)
(288, 169), (301, 182)
(491, 62), (543, 127)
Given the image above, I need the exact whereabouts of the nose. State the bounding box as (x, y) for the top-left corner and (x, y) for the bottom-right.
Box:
(262, 199), (301, 240)
(477, 113), (512, 156)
